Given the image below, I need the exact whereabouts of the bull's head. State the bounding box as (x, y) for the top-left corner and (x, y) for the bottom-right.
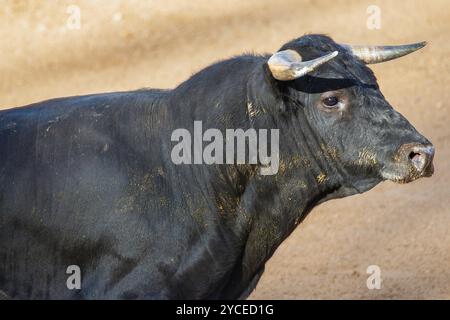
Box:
(263, 35), (434, 194)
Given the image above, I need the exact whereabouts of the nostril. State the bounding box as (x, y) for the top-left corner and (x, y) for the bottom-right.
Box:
(409, 151), (425, 170)
(408, 151), (420, 160)
(409, 151), (426, 171)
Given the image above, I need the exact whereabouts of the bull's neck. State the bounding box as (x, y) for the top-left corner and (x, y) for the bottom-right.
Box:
(242, 62), (346, 227)
(243, 118), (343, 252)
(218, 109), (346, 297)
(225, 65), (350, 288)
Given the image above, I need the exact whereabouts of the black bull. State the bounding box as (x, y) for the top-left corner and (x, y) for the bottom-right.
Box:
(0, 35), (434, 299)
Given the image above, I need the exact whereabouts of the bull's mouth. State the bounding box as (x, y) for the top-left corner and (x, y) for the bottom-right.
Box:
(380, 161), (434, 184)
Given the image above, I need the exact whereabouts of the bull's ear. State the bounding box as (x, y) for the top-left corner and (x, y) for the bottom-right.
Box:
(267, 49), (338, 81)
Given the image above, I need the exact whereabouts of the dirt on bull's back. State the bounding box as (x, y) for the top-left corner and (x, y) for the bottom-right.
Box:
(1, 0), (449, 299)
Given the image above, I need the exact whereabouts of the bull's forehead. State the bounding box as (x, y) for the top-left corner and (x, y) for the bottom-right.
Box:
(318, 53), (378, 86)
(290, 62), (379, 95)
(311, 65), (379, 89)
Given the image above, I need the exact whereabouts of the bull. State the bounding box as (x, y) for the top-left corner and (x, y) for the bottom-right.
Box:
(0, 35), (434, 299)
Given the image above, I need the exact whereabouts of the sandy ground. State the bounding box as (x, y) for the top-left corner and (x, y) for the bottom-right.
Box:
(0, 0), (448, 299)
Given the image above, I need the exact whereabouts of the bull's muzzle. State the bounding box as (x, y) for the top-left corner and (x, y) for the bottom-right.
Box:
(399, 143), (435, 177)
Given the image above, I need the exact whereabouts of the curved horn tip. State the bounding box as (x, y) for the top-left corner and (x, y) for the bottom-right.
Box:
(329, 50), (339, 58)
(418, 41), (427, 47)
(418, 41), (428, 49)
(409, 41), (427, 50)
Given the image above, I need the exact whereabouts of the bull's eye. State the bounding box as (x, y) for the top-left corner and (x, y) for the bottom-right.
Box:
(323, 96), (339, 107)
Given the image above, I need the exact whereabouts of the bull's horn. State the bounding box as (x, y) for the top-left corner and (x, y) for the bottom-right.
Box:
(341, 41), (427, 64)
(268, 50), (338, 81)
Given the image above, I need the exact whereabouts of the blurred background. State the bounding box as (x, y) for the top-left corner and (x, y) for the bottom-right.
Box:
(0, 0), (448, 299)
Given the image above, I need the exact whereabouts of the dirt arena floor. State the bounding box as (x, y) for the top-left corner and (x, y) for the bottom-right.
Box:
(0, 0), (448, 299)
